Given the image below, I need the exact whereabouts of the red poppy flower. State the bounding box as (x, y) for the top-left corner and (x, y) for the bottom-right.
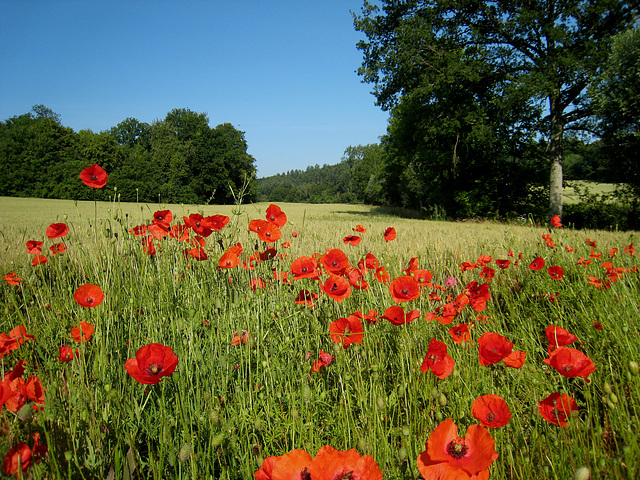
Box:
(358, 252), (379, 272)
(542, 233), (556, 248)
(306, 445), (383, 480)
(495, 259), (510, 269)
(25, 376), (45, 404)
(265, 204), (287, 227)
(538, 392), (578, 426)
(2, 442), (32, 476)
(420, 338), (455, 379)
(311, 350), (334, 373)
(374, 266), (390, 284)
(74, 284), (105, 308)
(31, 255), (48, 266)
(294, 290), (319, 308)
(384, 227), (396, 242)
(48, 243), (66, 255)
(46, 222), (69, 239)
(329, 314), (364, 348)
(219, 250), (240, 269)
(448, 323), (471, 344)
(412, 269), (433, 287)
(343, 235), (362, 246)
(70, 321), (95, 342)
(476, 255), (493, 266)
(547, 265), (564, 280)
(320, 275), (352, 302)
(249, 219), (282, 243)
(184, 213), (213, 237)
(79, 163), (108, 188)
(26, 240), (43, 255)
(250, 278), (266, 291)
(529, 257), (546, 271)
(389, 275), (421, 303)
(472, 394), (512, 428)
(545, 325), (577, 354)
(624, 243), (636, 255)
(254, 449), (313, 480)
(550, 214), (562, 227)
(3, 271), (22, 286)
(231, 330), (250, 346)
(290, 257), (320, 280)
(58, 346), (78, 362)
(478, 332), (514, 366)
(416, 418), (499, 480)
(152, 210), (173, 227)
(543, 347), (595, 380)
(503, 350), (526, 368)
(353, 225), (366, 233)
(380, 305), (420, 326)
(124, 343), (178, 384)
(347, 267), (369, 290)
(185, 246), (207, 261)
(585, 238), (597, 248)
(203, 214), (230, 231)
(480, 266), (495, 280)
(321, 248), (350, 276)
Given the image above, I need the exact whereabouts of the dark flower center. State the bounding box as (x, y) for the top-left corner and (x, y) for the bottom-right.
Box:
(446, 440), (469, 459)
(401, 288), (409, 295)
(486, 412), (496, 423)
(90, 174), (97, 180)
(146, 363), (161, 376)
(85, 296), (94, 304)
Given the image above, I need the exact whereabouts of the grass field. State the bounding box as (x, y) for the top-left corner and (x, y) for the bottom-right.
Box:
(1, 195), (639, 479)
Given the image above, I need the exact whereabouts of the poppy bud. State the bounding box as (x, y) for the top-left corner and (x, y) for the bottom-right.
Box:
(438, 393), (448, 406)
(609, 393), (618, 404)
(302, 385), (312, 403)
(178, 443), (192, 462)
(376, 396), (386, 410)
(573, 466), (591, 480)
(629, 361), (639, 376)
(603, 382), (612, 394)
(398, 447), (408, 461)
(211, 433), (225, 447)
(18, 402), (34, 421)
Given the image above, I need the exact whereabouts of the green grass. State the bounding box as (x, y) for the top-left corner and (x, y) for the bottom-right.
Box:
(563, 181), (619, 205)
(1, 195), (639, 479)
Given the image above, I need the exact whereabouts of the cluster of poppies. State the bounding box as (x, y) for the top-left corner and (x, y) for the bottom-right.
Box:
(0, 326), (48, 477)
(254, 445), (383, 480)
(23, 221), (69, 267)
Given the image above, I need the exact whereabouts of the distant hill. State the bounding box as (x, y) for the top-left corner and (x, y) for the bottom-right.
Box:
(256, 162), (358, 203)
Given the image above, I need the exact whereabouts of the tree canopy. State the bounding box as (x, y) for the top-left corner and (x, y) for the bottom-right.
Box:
(0, 106), (257, 204)
(354, 0), (639, 220)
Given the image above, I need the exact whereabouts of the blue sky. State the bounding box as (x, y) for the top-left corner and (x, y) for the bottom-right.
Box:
(0, 1), (388, 178)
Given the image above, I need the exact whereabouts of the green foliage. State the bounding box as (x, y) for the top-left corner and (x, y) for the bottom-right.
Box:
(0, 106), (257, 205)
(354, 0), (640, 218)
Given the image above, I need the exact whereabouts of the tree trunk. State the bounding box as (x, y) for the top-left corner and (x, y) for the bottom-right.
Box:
(548, 95), (564, 221)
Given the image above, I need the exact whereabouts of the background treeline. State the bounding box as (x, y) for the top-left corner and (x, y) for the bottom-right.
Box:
(0, 106), (256, 204)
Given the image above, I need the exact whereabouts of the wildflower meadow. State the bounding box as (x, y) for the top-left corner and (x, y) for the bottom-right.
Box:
(1, 166), (639, 479)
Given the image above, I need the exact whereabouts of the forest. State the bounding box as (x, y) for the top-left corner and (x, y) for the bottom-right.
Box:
(0, 106), (257, 205)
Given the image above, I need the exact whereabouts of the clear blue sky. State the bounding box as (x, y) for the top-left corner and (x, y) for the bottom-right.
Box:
(0, 1), (388, 178)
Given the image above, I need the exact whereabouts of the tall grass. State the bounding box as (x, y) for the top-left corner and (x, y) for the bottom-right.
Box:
(1, 196), (639, 479)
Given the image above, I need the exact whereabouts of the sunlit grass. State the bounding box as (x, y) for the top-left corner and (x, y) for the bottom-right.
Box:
(1, 195), (639, 479)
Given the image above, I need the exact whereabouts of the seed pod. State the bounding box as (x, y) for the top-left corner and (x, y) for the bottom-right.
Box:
(574, 466), (591, 480)
(629, 361), (639, 376)
(178, 443), (192, 462)
(211, 433), (226, 447)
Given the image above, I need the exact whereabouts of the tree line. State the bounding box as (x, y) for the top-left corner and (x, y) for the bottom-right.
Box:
(0, 106), (257, 204)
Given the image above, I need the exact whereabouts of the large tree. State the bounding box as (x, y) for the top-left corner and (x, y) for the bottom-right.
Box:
(354, 0), (639, 219)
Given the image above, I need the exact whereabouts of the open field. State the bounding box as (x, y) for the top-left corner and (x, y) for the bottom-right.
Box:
(563, 181), (619, 205)
(1, 196), (639, 479)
